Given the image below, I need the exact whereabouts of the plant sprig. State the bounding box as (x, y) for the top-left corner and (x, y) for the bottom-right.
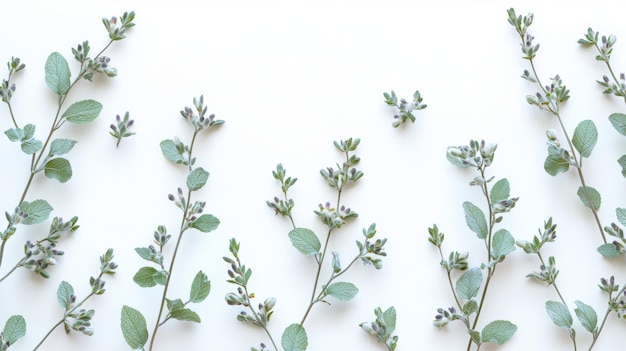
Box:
(120, 96), (223, 351)
(430, 139), (518, 351)
(383, 90), (427, 127)
(360, 306), (398, 351)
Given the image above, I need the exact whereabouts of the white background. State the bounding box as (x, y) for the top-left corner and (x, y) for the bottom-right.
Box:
(2, 1), (626, 350)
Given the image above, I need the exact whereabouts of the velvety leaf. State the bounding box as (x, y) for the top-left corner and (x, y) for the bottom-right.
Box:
(189, 271), (211, 303)
(160, 139), (185, 164)
(133, 266), (158, 287)
(545, 300), (573, 329)
(617, 208), (626, 227)
(57, 281), (74, 309)
(4, 127), (22, 142)
(574, 300), (598, 334)
(20, 199), (53, 225)
(491, 229), (516, 259)
(190, 214), (220, 233)
(49, 139), (77, 156)
(21, 139), (42, 154)
(62, 99), (103, 124)
(456, 267), (483, 300)
(3, 315), (26, 345)
(577, 186), (601, 210)
(490, 178), (510, 203)
(609, 113), (626, 136)
(481, 320), (517, 345)
(572, 120), (598, 158)
(383, 306), (396, 334)
(618, 155), (626, 178)
(544, 145), (570, 176)
(281, 323), (308, 351)
(44, 158), (72, 183)
(463, 202), (487, 239)
(325, 282), (359, 301)
(45, 52), (71, 95)
(170, 308), (201, 323)
(288, 228), (321, 255)
(120, 305), (148, 350)
(187, 167), (209, 191)
(135, 247), (153, 261)
(597, 243), (621, 258)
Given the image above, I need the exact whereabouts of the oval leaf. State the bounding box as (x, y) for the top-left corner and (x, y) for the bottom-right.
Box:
(49, 138), (77, 156)
(544, 146), (570, 176)
(463, 202), (488, 239)
(187, 167), (209, 191)
(618, 155), (626, 178)
(491, 229), (516, 259)
(490, 179), (510, 203)
(21, 139), (42, 154)
(281, 323), (308, 351)
(121, 305), (148, 350)
(609, 113), (626, 136)
(189, 271), (211, 303)
(190, 214), (220, 233)
(20, 199), (53, 225)
(326, 282), (359, 301)
(455, 267), (483, 300)
(288, 228), (321, 255)
(45, 158), (72, 183)
(133, 266), (158, 287)
(577, 186), (601, 210)
(597, 243), (621, 258)
(481, 320), (517, 345)
(3, 315), (26, 345)
(160, 139), (185, 164)
(45, 52), (71, 95)
(57, 281), (74, 309)
(62, 99), (103, 124)
(572, 120), (598, 158)
(545, 300), (573, 329)
(574, 300), (598, 334)
(170, 308), (201, 323)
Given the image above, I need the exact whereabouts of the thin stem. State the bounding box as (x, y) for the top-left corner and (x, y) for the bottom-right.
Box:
(0, 260), (21, 283)
(242, 282), (279, 351)
(437, 247), (463, 310)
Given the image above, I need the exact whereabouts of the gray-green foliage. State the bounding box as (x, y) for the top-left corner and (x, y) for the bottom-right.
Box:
(227, 138), (388, 351)
(382, 90), (427, 127)
(360, 306), (398, 351)
(120, 96), (222, 351)
(429, 139), (518, 350)
(0, 10), (134, 349)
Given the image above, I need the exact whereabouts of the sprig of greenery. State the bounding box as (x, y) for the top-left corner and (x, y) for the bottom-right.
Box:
(383, 90), (427, 127)
(120, 96), (222, 351)
(507, 8), (607, 246)
(0, 10), (135, 283)
(110, 111), (135, 147)
(360, 306), (398, 350)
(578, 28), (626, 103)
(429, 139), (518, 351)
(32, 249), (117, 350)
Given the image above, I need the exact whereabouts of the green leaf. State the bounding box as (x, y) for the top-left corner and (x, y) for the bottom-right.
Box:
(3, 315), (26, 345)
(545, 300), (573, 329)
(21, 139), (42, 154)
(44, 158), (72, 183)
(491, 229), (516, 259)
(382, 306), (396, 334)
(281, 323), (308, 351)
(62, 99), (103, 124)
(572, 120), (598, 158)
(170, 308), (201, 323)
(160, 139), (185, 164)
(45, 52), (71, 95)
(23, 124), (36, 139)
(574, 300), (598, 334)
(325, 282), (359, 301)
(187, 167), (209, 191)
(616, 208), (626, 227)
(57, 281), (74, 309)
(153, 270), (168, 285)
(577, 186), (601, 210)
(189, 271), (211, 303)
(490, 178), (510, 203)
(49, 139), (77, 156)
(619, 155), (626, 178)
(455, 267), (483, 300)
(166, 298), (185, 312)
(597, 243), (621, 258)
(4, 127), (22, 142)
(20, 199), (53, 225)
(481, 320), (517, 345)
(463, 202), (488, 239)
(544, 146), (570, 176)
(121, 305), (148, 350)
(609, 113), (626, 136)
(133, 266), (158, 287)
(190, 214), (220, 233)
(288, 228), (321, 255)
(135, 247), (153, 261)
(462, 299), (478, 316)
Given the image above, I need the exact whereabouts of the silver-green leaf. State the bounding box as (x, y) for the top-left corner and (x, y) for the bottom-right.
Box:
(20, 199), (53, 225)
(57, 281), (74, 309)
(49, 139), (77, 156)
(490, 178), (510, 203)
(3, 315), (26, 345)
(618, 155), (626, 178)
(44, 158), (72, 183)
(577, 186), (601, 210)
(45, 52), (71, 95)
(491, 229), (516, 259)
(121, 305), (148, 350)
(281, 323), (308, 351)
(133, 266), (159, 288)
(288, 228), (321, 255)
(463, 202), (488, 239)
(609, 113), (626, 136)
(456, 267), (483, 300)
(325, 282), (359, 301)
(190, 214), (220, 233)
(62, 99), (103, 124)
(170, 308), (201, 323)
(545, 300), (573, 329)
(189, 271), (211, 303)
(481, 320), (517, 345)
(187, 167), (209, 192)
(160, 139), (185, 164)
(597, 243), (621, 258)
(572, 120), (598, 158)
(574, 300), (598, 334)
(617, 208), (626, 227)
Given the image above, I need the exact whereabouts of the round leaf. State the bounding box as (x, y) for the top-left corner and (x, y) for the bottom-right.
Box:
(455, 267), (483, 300)
(481, 320), (517, 345)
(3, 315), (26, 345)
(572, 120), (598, 158)
(44, 158), (72, 183)
(187, 167), (209, 191)
(288, 228), (321, 255)
(20, 199), (53, 225)
(281, 323), (308, 351)
(62, 99), (103, 124)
